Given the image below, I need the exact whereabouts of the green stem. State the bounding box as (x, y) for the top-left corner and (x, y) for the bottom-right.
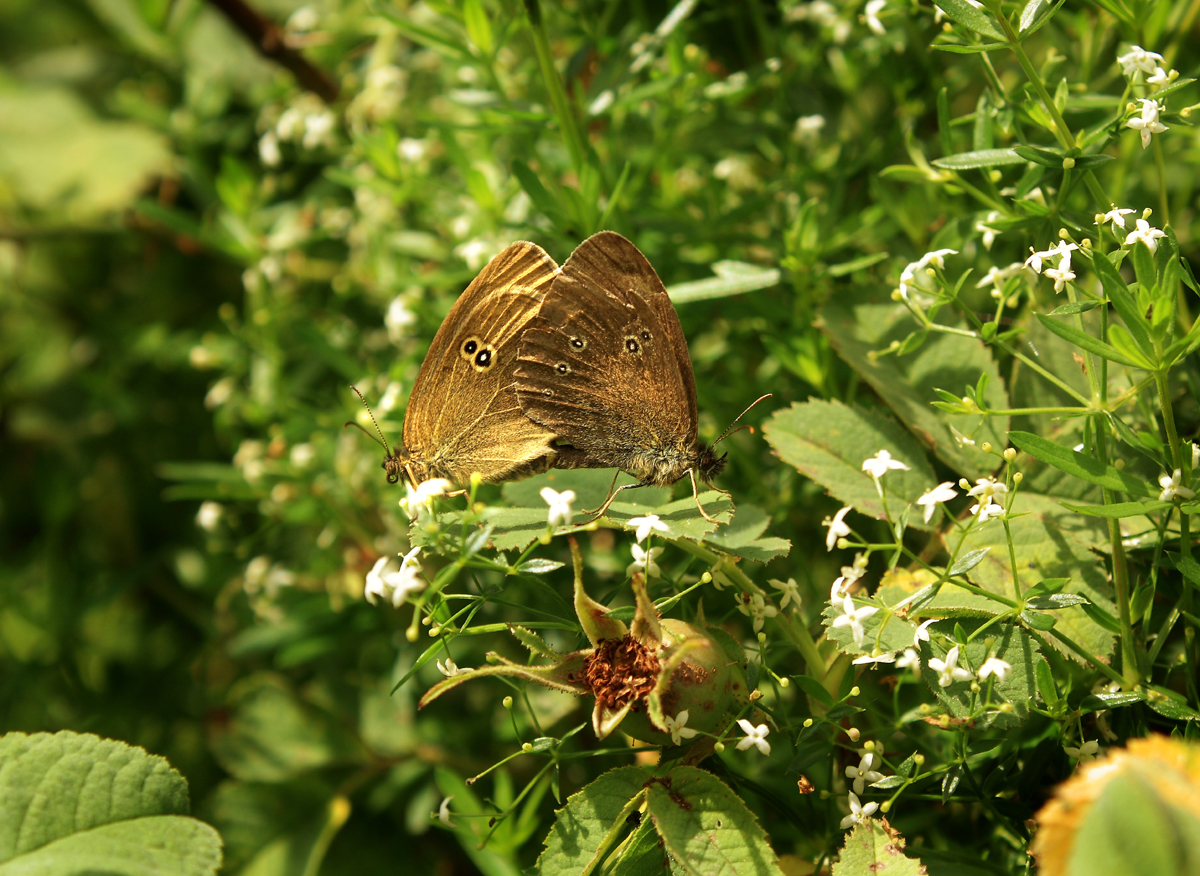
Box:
(522, 0), (586, 176)
(1047, 628), (1126, 685)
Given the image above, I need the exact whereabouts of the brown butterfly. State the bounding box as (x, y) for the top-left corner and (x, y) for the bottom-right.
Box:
(515, 231), (764, 522)
(351, 241), (562, 487)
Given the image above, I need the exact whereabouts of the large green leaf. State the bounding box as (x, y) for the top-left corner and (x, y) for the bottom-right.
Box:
(831, 818), (925, 876)
(958, 493), (1116, 663)
(816, 299), (1008, 480)
(0, 731), (190, 860)
(535, 766), (651, 876)
(701, 504), (791, 562)
(646, 766), (784, 876)
(764, 399), (939, 527)
(0, 731), (220, 876)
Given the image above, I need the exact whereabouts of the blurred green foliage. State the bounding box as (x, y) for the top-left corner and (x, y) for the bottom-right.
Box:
(2, 0), (1199, 872)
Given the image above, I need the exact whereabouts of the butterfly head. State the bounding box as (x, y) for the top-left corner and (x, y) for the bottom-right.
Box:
(696, 444), (728, 482)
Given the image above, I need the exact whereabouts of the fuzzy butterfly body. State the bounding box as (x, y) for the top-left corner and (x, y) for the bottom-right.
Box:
(385, 241), (562, 487)
(515, 231), (728, 518)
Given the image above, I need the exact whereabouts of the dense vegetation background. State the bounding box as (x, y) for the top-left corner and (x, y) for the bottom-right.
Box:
(2, 0), (1199, 873)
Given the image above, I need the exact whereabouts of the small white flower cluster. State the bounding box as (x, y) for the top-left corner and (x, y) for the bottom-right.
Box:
(975, 263), (1028, 300)
(1158, 469), (1195, 502)
(965, 476), (1007, 523)
(784, 1), (852, 44)
(1025, 240), (1078, 294)
(402, 478), (453, 520)
(1116, 45), (1178, 91)
(364, 545), (425, 608)
(259, 94), (339, 168)
(897, 249), (957, 304)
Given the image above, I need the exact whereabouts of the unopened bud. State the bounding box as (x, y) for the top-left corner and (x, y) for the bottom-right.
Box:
(847, 727), (861, 741)
(780, 677), (790, 688)
(1062, 157), (1075, 169)
(406, 626), (419, 642)
(714, 742), (725, 753)
(1014, 472), (1023, 484)
(981, 442), (993, 453)
(522, 742), (532, 752)
(1000, 702), (1014, 713)
(1003, 448), (1017, 462)
(803, 718), (814, 728)
(837, 538), (850, 549)
(701, 571), (713, 584)
(470, 471), (483, 488)
(914, 753), (925, 766)
(503, 696), (514, 709)
(757, 632), (767, 644)
(749, 689), (764, 702)
(891, 289), (903, 301)
(1058, 227), (1070, 240)
(970, 681), (981, 692)
(881, 801), (892, 813)
(1115, 459), (1125, 470)
(429, 626), (440, 637)
(850, 686), (861, 697)
(539, 533), (552, 545)
(959, 478), (971, 489)
(422, 615), (432, 625)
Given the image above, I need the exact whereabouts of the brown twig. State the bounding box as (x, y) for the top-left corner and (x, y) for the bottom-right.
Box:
(205, 0), (339, 102)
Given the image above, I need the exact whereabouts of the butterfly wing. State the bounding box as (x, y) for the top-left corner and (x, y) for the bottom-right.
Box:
(402, 242), (560, 484)
(514, 232), (699, 481)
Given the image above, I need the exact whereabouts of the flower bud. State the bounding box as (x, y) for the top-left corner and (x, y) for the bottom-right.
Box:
(522, 742), (532, 752)
(749, 689), (764, 702)
(881, 801), (892, 813)
(503, 696), (514, 710)
(847, 727), (861, 741)
(1062, 157), (1075, 169)
(982, 442), (993, 453)
(804, 718), (814, 728)
(850, 686), (861, 697)
(1115, 459), (1125, 470)
(779, 677), (790, 688)
(1014, 472), (1023, 484)
(406, 626), (419, 642)
(714, 741), (725, 753)
(1003, 448), (1016, 462)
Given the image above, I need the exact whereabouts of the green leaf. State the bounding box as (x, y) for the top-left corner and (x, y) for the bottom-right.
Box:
(948, 547), (990, 576)
(958, 492), (1117, 664)
(822, 597), (915, 656)
(1059, 500), (1172, 519)
(933, 0), (1006, 38)
(534, 766), (650, 876)
(1025, 594), (1089, 609)
(1048, 300), (1102, 315)
(1012, 144), (1062, 167)
(0, 731), (192, 860)
(831, 818), (925, 876)
(517, 558), (566, 575)
(0, 816), (222, 876)
(609, 819), (674, 875)
(701, 504), (792, 562)
(763, 400), (938, 527)
(462, 0), (493, 55)
(1008, 432), (1158, 498)
(816, 299), (1009, 480)
(667, 264), (781, 304)
(932, 42), (1010, 53)
(1035, 658), (1059, 707)
(647, 767), (784, 876)
(1144, 691), (1200, 722)
(1034, 313), (1153, 369)
(921, 625), (1040, 728)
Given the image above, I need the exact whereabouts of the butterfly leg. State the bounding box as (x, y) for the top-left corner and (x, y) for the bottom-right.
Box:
(584, 476), (653, 521)
(688, 469), (730, 524)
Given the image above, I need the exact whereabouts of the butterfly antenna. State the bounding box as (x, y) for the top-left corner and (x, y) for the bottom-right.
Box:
(712, 394), (773, 448)
(346, 386), (392, 456)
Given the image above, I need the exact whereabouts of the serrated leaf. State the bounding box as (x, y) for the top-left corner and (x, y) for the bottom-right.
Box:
(647, 766), (784, 876)
(822, 598), (913, 656)
(701, 503), (791, 562)
(763, 399), (938, 527)
(534, 766), (650, 876)
(921, 626), (1040, 728)
(0, 816), (222, 876)
(831, 818), (924, 876)
(959, 493), (1116, 664)
(816, 299), (1009, 480)
(933, 0), (1005, 38)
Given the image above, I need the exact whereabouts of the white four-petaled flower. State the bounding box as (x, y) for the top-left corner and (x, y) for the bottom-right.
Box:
(896, 648), (921, 672)
(917, 482), (958, 523)
(845, 752), (885, 794)
(1117, 45), (1163, 79)
(928, 645), (974, 687)
(825, 506), (853, 551)
(863, 0), (886, 34)
(970, 500), (1005, 523)
(1064, 739), (1100, 761)
(736, 719), (771, 755)
(627, 513), (669, 543)
(977, 657), (1011, 682)
(663, 711), (699, 746)
(839, 791), (878, 829)
(1126, 99), (1168, 150)
(436, 657), (465, 677)
(401, 478), (453, 519)
(1096, 206), (1135, 232)
(862, 449), (910, 483)
(913, 618), (936, 648)
(737, 593), (779, 633)
(1044, 266), (1076, 294)
(627, 544), (664, 579)
(832, 594), (879, 649)
(364, 546), (426, 608)
(1158, 469), (1195, 502)
(1124, 217), (1167, 253)
(831, 552), (869, 600)
(540, 487), (576, 527)
(852, 651), (896, 666)
(898, 249), (958, 301)
(771, 577), (803, 610)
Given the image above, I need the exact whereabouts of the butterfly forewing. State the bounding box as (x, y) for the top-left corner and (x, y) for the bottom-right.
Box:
(515, 232), (699, 472)
(402, 241), (561, 484)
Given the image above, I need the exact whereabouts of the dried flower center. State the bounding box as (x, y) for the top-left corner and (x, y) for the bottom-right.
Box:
(582, 635), (661, 712)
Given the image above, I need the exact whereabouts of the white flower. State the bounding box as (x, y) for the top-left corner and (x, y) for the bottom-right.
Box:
(1126, 99), (1168, 149)
(825, 506), (853, 551)
(401, 478), (453, 520)
(663, 711), (698, 746)
(977, 657), (1011, 682)
(1048, 241), (1079, 272)
(898, 249), (958, 301)
(1147, 66), (1176, 88)
(831, 553), (869, 600)
(793, 114), (826, 145)
(735, 719), (771, 756)
(845, 752), (885, 794)
(1158, 469), (1195, 501)
(1024, 246), (1050, 273)
(627, 544), (664, 579)
(196, 501), (223, 531)
(917, 482), (958, 524)
(398, 138), (428, 163)
(737, 593), (779, 634)
(1117, 45), (1163, 79)
(862, 449), (910, 482)
(896, 649), (921, 672)
(258, 132), (281, 167)
(364, 546), (425, 608)
(1064, 739), (1100, 761)
(1096, 206), (1135, 232)
(385, 295), (417, 342)
(437, 796), (456, 828)
(928, 645), (974, 687)
(1044, 265), (1076, 294)
(975, 211), (1002, 250)
(852, 651), (896, 666)
(970, 500), (1005, 523)
(436, 657), (465, 677)
(627, 514), (668, 543)
(1124, 217), (1167, 253)
(831, 594), (879, 649)
(302, 111), (336, 150)
(1193, 442), (1199, 470)
(863, 0), (886, 34)
(770, 578), (803, 610)
(541, 487), (576, 527)
(839, 791), (878, 829)
(968, 477), (1008, 504)
(913, 618), (936, 647)
(587, 89), (615, 116)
